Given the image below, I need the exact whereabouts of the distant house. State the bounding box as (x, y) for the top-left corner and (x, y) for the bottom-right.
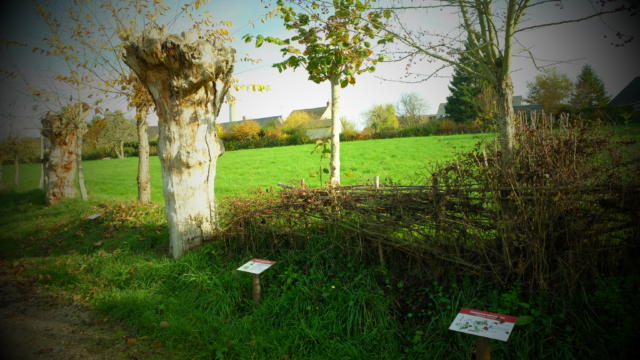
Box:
(435, 103), (447, 119)
(219, 115), (284, 131)
(434, 95), (540, 119)
(610, 76), (640, 110)
(287, 102), (338, 140)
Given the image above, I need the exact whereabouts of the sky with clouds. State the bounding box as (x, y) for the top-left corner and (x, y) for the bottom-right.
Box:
(0, 0), (638, 137)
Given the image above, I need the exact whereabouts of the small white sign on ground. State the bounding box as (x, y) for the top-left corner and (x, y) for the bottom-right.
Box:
(449, 308), (517, 342)
(237, 258), (276, 275)
(85, 213), (102, 220)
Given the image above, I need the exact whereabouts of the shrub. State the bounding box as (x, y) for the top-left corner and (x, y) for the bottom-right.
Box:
(231, 120), (261, 141)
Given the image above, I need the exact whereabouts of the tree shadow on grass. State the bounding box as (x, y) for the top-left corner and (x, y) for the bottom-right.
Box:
(0, 190), (170, 260)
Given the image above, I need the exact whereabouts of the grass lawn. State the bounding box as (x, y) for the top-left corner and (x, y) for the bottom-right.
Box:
(2, 133), (493, 203)
(1, 128), (636, 359)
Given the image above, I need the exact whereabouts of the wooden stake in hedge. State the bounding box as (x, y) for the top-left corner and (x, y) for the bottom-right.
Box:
(237, 258), (276, 303)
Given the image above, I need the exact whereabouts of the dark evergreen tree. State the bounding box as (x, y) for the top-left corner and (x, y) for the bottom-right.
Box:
(570, 65), (609, 110)
(445, 43), (482, 123)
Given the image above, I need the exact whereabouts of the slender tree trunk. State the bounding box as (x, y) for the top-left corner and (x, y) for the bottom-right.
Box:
(329, 75), (341, 187)
(136, 108), (151, 204)
(13, 156), (19, 189)
(119, 141), (125, 159)
(497, 73), (515, 157)
(41, 112), (78, 206)
(124, 29), (235, 258)
(77, 130), (88, 200)
(39, 135), (44, 189)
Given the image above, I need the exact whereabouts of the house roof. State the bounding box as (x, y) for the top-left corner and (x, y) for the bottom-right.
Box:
(288, 105), (329, 121)
(304, 119), (333, 129)
(249, 115), (283, 127)
(219, 115), (283, 130)
(610, 76), (640, 106)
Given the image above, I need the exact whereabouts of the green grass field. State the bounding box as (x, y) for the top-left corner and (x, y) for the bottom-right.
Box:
(2, 130), (636, 359)
(2, 134), (493, 202)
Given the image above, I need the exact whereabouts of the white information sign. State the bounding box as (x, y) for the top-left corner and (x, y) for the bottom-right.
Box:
(237, 258), (276, 275)
(449, 308), (517, 342)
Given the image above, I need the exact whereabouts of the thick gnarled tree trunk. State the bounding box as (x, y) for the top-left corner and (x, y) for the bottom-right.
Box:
(41, 112), (78, 206)
(136, 108), (151, 204)
(329, 75), (341, 188)
(124, 29), (235, 258)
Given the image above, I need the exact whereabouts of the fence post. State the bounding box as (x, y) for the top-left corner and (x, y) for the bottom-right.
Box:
(475, 337), (491, 360)
(252, 274), (261, 303)
(300, 178), (306, 189)
(373, 175), (385, 266)
(432, 174), (440, 240)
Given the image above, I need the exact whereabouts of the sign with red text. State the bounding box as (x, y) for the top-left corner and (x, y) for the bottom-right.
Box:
(237, 258), (276, 275)
(448, 308), (517, 342)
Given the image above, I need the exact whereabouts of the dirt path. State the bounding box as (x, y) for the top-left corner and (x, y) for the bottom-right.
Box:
(0, 273), (167, 360)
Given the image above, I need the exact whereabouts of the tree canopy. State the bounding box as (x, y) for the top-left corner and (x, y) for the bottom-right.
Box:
(398, 93), (428, 127)
(527, 68), (573, 113)
(570, 65), (609, 110)
(365, 104), (398, 132)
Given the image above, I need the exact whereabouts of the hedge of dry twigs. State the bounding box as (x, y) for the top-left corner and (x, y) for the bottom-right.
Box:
(218, 114), (640, 296)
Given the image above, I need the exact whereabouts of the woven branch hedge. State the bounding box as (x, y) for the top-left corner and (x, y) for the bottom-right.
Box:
(219, 114), (640, 295)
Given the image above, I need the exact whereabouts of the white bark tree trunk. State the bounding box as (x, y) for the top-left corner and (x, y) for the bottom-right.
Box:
(497, 73), (515, 157)
(41, 112), (78, 206)
(77, 128), (89, 200)
(124, 29), (235, 258)
(136, 108), (152, 204)
(329, 75), (341, 188)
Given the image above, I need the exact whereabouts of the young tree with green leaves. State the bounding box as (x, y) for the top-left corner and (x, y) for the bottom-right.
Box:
(245, 0), (389, 187)
(570, 64), (609, 111)
(526, 68), (573, 113)
(365, 104), (398, 132)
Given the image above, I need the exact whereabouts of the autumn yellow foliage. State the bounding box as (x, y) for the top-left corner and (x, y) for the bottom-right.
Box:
(231, 120), (261, 141)
(283, 111), (311, 130)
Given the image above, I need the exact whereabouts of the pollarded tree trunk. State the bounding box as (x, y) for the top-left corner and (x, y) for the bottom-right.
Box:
(136, 107), (151, 204)
(41, 112), (78, 206)
(124, 29), (235, 258)
(329, 75), (341, 188)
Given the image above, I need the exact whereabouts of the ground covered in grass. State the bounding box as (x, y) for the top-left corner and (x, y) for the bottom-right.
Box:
(2, 191), (638, 359)
(1, 128), (639, 359)
(2, 134), (492, 202)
